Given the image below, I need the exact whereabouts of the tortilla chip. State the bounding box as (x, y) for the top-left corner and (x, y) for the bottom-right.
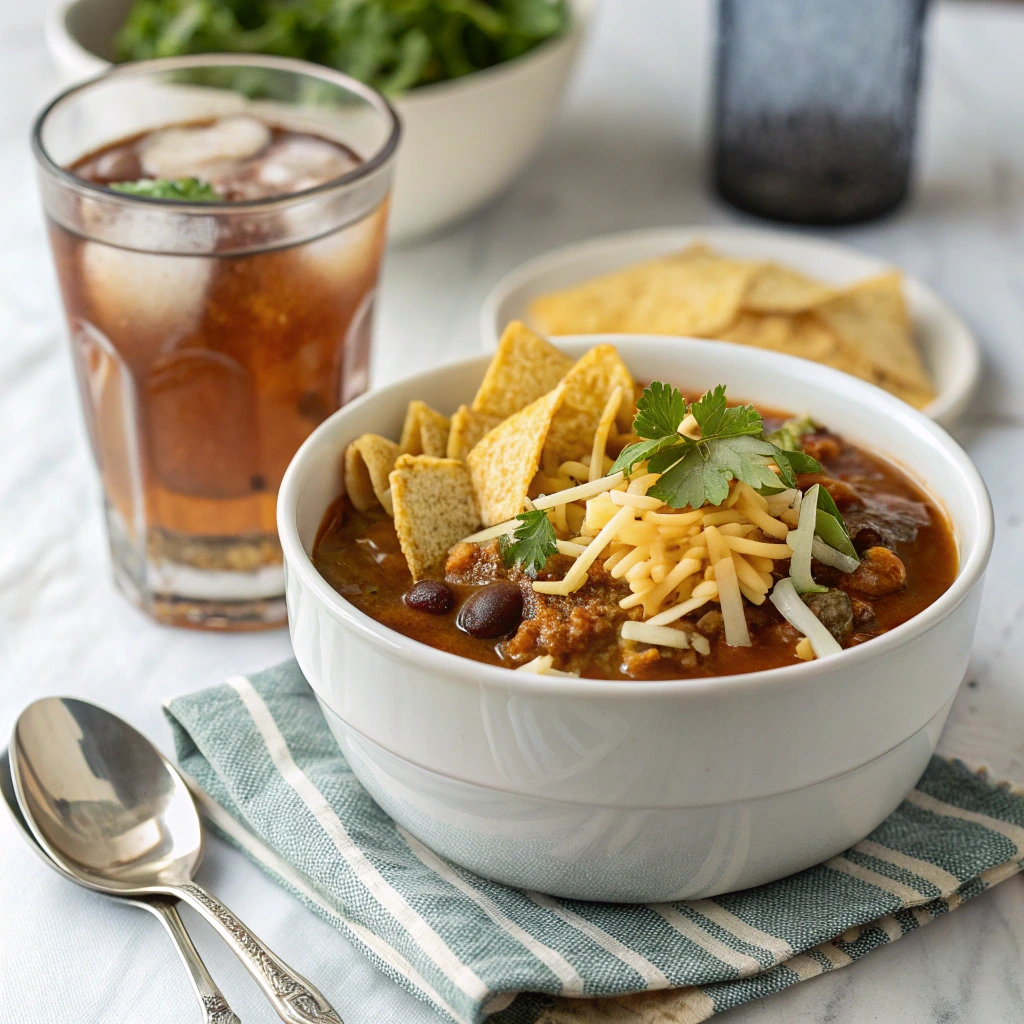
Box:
(814, 273), (934, 395)
(390, 455), (481, 580)
(719, 312), (840, 362)
(542, 345), (635, 466)
(742, 264), (838, 313)
(399, 400), (450, 457)
(446, 405), (503, 461)
(624, 249), (760, 338)
(467, 385), (566, 526)
(344, 434), (399, 512)
(472, 321), (574, 419)
(528, 260), (663, 335)
(530, 245), (759, 339)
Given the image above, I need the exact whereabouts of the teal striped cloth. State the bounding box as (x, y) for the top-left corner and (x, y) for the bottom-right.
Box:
(165, 661), (1024, 1024)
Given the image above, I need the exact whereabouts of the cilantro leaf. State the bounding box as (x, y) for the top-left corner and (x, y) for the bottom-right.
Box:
(109, 177), (220, 201)
(690, 386), (764, 439)
(609, 435), (681, 477)
(499, 509), (557, 576)
(632, 382), (687, 439)
(614, 381), (824, 510)
(648, 435), (780, 509)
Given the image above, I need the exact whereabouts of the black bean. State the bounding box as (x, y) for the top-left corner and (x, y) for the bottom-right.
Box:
(404, 580), (454, 615)
(457, 581), (523, 639)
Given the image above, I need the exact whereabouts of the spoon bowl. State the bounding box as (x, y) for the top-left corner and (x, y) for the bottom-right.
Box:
(12, 696), (342, 1024)
(12, 698), (203, 891)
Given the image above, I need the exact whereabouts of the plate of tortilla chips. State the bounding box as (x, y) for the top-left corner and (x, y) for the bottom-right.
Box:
(480, 226), (980, 426)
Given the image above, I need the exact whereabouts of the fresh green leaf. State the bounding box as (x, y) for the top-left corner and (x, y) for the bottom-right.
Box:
(815, 510), (859, 561)
(689, 385), (763, 440)
(109, 177), (220, 201)
(499, 509), (557, 576)
(766, 413), (817, 452)
(114, 0), (571, 97)
(609, 435), (681, 477)
(781, 448), (822, 475)
(813, 487), (858, 560)
(632, 381), (687, 440)
(815, 486), (850, 535)
(769, 445), (821, 489)
(611, 381), (827, 511)
(648, 435), (780, 510)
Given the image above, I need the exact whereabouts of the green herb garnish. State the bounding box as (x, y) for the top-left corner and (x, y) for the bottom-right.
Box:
(499, 509), (558, 576)
(610, 383), (823, 510)
(814, 486), (859, 561)
(109, 178), (220, 201)
(114, 0), (571, 97)
(767, 413), (817, 452)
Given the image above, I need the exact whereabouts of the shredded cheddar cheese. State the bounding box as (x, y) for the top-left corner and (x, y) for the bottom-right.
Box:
(456, 397), (802, 656)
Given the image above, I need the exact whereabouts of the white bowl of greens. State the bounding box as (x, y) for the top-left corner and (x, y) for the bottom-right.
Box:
(45, 0), (591, 241)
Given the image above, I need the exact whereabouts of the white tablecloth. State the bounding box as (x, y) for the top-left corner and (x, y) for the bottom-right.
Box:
(3, 2), (1024, 1021)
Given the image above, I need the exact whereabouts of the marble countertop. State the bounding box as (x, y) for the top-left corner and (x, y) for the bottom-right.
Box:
(3, 1), (1024, 1021)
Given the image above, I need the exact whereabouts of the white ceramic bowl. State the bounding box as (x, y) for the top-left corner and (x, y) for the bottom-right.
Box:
(481, 226), (982, 427)
(278, 336), (993, 902)
(44, 0), (591, 242)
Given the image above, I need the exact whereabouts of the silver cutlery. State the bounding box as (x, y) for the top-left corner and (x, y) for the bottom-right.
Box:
(1, 746), (240, 1024)
(11, 697), (342, 1024)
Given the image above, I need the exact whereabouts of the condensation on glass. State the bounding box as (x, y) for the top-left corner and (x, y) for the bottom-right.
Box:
(713, 0), (930, 224)
(33, 56), (400, 630)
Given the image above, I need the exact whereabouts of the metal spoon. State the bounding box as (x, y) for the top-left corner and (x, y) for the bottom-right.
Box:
(11, 697), (342, 1024)
(1, 746), (241, 1024)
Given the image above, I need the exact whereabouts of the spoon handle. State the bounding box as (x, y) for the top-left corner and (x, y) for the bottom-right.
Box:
(175, 882), (342, 1024)
(149, 898), (242, 1024)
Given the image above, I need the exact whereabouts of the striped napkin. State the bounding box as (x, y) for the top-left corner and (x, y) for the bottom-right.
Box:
(165, 661), (1024, 1024)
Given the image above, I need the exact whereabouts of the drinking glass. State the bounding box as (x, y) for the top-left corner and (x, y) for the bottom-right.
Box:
(713, 0), (930, 224)
(34, 56), (400, 630)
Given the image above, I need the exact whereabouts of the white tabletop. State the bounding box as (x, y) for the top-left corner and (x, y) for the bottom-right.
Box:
(3, 1), (1024, 1022)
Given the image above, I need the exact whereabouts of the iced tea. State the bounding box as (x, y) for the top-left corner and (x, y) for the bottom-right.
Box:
(34, 57), (400, 629)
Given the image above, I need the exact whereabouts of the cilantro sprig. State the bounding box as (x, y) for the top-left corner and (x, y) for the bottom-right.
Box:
(499, 509), (558, 576)
(109, 177), (220, 201)
(610, 383), (822, 510)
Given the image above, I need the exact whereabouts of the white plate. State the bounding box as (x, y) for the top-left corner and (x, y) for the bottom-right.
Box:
(480, 225), (981, 427)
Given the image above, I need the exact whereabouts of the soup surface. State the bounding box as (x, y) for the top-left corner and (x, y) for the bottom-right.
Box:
(313, 415), (958, 680)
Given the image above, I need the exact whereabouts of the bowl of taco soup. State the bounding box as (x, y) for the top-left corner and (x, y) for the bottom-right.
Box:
(278, 330), (992, 902)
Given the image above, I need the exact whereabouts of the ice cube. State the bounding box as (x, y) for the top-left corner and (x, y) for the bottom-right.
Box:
(254, 137), (359, 194)
(140, 116), (271, 181)
(82, 241), (212, 343)
(297, 206), (387, 284)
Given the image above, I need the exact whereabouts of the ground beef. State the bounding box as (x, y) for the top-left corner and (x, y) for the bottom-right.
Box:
(802, 589), (854, 646)
(801, 432), (842, 463)
(851, 596), (877, 630)
(504, 565), (640, 671)
(695, 609), (724, 639)
(806, 475), (863, 510)
(621, 644), (697, 676)
(446, 541), (515, 585)
(839, 546), (907, 597)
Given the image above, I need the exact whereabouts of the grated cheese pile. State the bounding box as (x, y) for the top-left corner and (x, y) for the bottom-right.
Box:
(527, 459), (798, 650)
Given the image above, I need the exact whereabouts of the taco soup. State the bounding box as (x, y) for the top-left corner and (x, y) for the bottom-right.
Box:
(312, 324), (957, 680)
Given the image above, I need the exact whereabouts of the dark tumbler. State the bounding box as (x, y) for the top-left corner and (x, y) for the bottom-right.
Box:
(713, 0), (930, 224)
